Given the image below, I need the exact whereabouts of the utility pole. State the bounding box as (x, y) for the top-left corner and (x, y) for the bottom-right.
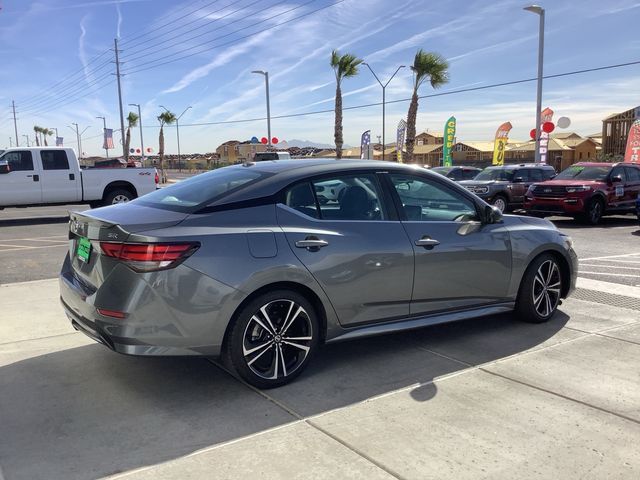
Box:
(96, 116), (109, 158)
(22, 134), (30, 147)
(9, 137), (13, 147)
(252, 71), (271, 147)
(12, 100), (19, 147)
(70, 123), (80, 158)
(114, 38), (126, 160)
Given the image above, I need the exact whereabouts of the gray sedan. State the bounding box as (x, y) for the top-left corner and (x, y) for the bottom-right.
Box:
(60, 159), (577, 388)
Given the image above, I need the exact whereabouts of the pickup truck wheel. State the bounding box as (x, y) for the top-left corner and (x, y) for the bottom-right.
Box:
(104, 189), (134, 206)
(491, 195), (508, 213)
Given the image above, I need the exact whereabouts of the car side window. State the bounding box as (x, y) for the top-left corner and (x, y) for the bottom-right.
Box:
(284, 182), (320, 219)
(449, 169), (462, 181)
(3, 151), (34, 171)
(542, 168), (556, 180)
(390, 174), (478, 222)
(41, 150), (69, 170)
(463, 169), (478, 180)
(514, 169), (529, 182)
(529, 169), (543, 182)
(610, 166), (627, 182)
(624, 166), (640, 182)
(311, 174), (386, 221)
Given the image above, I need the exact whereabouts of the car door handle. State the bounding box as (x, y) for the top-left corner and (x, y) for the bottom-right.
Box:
(415, 236), (440, 249)
(295, 237), (328, 251)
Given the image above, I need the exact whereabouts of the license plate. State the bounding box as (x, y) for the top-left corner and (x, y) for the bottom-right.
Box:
(76, 237), (91, 263)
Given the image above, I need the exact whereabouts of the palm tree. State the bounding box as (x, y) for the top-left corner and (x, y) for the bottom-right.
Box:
(33, 126), (42, 146)
(330, 49), (363, 159)
(124, 111), (139, 161)
(157, 110), (176, 183)
(42, 128), (53, 146)
(405, 49), (449, 163)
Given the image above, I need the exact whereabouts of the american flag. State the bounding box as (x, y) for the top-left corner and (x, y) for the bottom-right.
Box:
(103, 128), (114, 150)
(360, 130), (371, 159)
(56, 137), (63, 147)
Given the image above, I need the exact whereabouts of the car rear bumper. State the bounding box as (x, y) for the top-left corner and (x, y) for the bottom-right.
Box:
(59, 254), (237, 357)
(524, 196), (586, 215)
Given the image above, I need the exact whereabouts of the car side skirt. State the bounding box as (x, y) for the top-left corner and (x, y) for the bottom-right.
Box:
(326, 302), (515, 343)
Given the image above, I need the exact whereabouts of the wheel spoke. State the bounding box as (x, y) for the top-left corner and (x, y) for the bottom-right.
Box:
(534, 272), (545, 287)
(283, 340), (311, 353)
(279, 344), (287, 378)
(243, 340), (272, 357)
(546, 263), (557, 285)
(547, 281), (561, 289)
(534, 291), (545, 308)
(547, 287), (561, 294)
(270, 344), (280, 379)
(247, 343), (273, 366)
(283, 336), (312, 341)
(281, 305), (304, 336)
(250, 314), (274, 336)
(259, 306), (278, 334)
(545, 292), (552, 316)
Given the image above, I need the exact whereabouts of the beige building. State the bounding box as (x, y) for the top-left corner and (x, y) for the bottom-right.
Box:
(505, 133), (598, 171)
(415, 131), (444, 146)
(215, 140), (267, 164)
(602, 106), (639, 157)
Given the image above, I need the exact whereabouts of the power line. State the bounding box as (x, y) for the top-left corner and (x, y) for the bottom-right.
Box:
(121, 0), (282, 61)
(167, 59), (640, 127)
(122, 0), (343, 75)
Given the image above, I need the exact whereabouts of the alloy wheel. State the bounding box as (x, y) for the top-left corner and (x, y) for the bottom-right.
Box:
(112, 194), (130, 204)
(242, 299), (313, 380)
(589, 201), (602, 224)
(492, 197), (506, 212)
(532, 259), (561, 318)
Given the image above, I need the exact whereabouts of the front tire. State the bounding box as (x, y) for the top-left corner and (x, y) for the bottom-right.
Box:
(583, 197), (603, 225)
(225, 290), (320, 389)
(491, 194), (508, 213)
(516, 254), (562, 323)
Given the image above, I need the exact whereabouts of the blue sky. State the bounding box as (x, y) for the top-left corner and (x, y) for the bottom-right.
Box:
(0, 0), (639, 156)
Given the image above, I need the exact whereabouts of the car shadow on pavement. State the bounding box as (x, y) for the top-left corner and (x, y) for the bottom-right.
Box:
(0, 216), (70, 227)
(550, 216), (638, 229)
(0, 311), (569, 480)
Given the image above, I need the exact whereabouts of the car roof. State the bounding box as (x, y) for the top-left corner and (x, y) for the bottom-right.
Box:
(485, 163), (554, 169)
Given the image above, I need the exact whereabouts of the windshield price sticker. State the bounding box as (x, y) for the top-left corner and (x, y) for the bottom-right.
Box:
(77, 237), (91, 263)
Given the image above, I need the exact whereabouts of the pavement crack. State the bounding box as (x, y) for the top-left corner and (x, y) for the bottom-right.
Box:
(479, 368), (640, 426)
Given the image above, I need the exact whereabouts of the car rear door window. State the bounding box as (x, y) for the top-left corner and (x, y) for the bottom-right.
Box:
(449, 169), (462, 181)
(514, 169), (530, 182)
(610, 166), (627, 182)
(463, 169), (478, 180)
(3, 151), (34, 171)
(311, 174), (387, 221)
(529, 169), (543, 182)
(284, 182), (320, 219)
(41, 150), (70, 170)
(390, 174), (478, 222)
(624, 166), (640, 182)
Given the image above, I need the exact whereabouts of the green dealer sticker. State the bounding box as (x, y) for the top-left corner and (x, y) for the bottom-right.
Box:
(77, 237), (91, 263)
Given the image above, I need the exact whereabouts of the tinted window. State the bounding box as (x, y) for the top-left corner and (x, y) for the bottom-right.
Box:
(2, 151), (34, 171)
(41, 150), (69, 170)
(528, 169), (543, 182)
(137, 166), (267, 212)
(610, 166), (627, 182)
(448, 169), (463, 181)
(311, 174), (386, 221)
(624, 166), (640, 182)
(285, 182), (319, 219)
(390, 174), (478, 222)
(462, 169), (479, 180)
(514, 169), (529, 182)
(556, 165), (610, 181)
(475, 168), (515, 181)
(542, 168), (556, 180)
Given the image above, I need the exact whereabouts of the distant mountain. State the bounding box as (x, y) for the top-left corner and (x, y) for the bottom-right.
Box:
(283, 139), (351, 149)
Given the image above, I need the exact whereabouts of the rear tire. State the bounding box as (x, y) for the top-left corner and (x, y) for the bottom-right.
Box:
(103, 189), (134, 206)
(516, 253), (562, 323)
(224, 290), (320, 389)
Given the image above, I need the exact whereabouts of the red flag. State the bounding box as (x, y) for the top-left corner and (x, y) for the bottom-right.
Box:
(624, 119), (640, 164)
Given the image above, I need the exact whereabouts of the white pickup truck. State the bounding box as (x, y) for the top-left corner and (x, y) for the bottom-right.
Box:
(0, 147), (158, 209)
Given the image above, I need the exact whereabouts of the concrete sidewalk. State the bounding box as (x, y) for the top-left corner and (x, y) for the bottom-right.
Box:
(1, 278), (639, 479)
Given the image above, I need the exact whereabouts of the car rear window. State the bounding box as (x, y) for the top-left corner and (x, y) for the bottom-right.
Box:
(136, 167), (268, 212)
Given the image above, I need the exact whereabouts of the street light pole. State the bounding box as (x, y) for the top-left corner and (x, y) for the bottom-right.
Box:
(96, 116), (109, 158)
(363, 63), (405, 161)
(524, 5), (545, 163)
(70, 124), (90, 160)
(252, 70), (271, 147)
(22, 135), (30, 147)
(128, 104), (145, 164)
(160, 105), (192, 172)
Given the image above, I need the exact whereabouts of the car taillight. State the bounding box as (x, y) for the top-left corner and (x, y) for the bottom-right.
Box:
(99, 242), (199, 272)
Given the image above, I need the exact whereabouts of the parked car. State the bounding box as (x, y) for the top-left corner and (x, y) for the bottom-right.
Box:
(314, 179), (349, 204)
(253, 151), (292, 161)
(636, 194), (640, 226)
(431, 166), (482, 181)
(60, 159), (577, 388)
(0, 147), (158, 209)
(524, 162), (640, 225)
(459, 163), (556, 212)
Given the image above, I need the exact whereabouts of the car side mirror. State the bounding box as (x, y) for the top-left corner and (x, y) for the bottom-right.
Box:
(549, 174), (557, 179)
(484, 205), (503, 224)
(611, 175), (623, 183)
(512, 176), (524, 183)
(0, 160), (10, 174)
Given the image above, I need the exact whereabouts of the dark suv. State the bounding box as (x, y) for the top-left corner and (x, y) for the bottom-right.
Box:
(524, 162), (640, 224)
(459, 164), (556, 212)
(431, 166), (482, 181)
